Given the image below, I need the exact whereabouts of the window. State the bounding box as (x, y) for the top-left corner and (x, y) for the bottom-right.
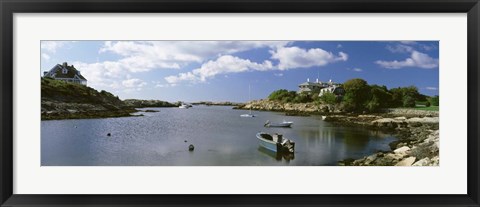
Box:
(62, 68), (68, 74)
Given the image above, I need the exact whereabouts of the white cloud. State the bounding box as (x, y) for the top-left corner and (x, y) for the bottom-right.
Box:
(375, 51), (438, 69)
(41, 53), (50, 61)
(41, 41), (75, 53)
(337, 44), (343, 48)
(165, 55), (274, 84)
(99, 41), (289, 70)
(400, 41), (417, 45)
(352, 68), (363, 72)
(386, 44), (414, 53)
(270, 46), (348, 70)
(79, 41), (290, 88)
(165, 45), (347, 85)
(122, 78), (147, 88)
(426, 87), (438, 90)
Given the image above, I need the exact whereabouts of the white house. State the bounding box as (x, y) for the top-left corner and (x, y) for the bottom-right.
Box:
(43, 62), (87, 85)
(319, 85), (345, 97)
(297, 78), (328, 94)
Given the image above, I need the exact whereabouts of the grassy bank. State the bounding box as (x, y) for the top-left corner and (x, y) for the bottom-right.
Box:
(41, 78), (136, 120)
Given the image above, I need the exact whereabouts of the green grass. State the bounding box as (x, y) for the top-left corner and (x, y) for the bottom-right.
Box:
(415, 105), (439, 111)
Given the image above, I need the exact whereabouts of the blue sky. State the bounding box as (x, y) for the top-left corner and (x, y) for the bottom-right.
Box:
(41, 41), (439, 102)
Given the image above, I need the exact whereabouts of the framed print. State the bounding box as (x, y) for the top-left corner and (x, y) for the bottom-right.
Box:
(1, 0), (479, 206)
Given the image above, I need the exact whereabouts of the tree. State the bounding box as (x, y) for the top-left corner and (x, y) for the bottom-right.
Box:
(429, 95), (439, 106)
(403, 95), (416, 107)
(366, 97), (381, 112)
(293, 92), (313, 103)
(268, 89), (297, 103)
(370, 85), (393, 108)
(389, 86), (420, 108)
(320, 92), (337, 105)
(342, 78), (371, 112)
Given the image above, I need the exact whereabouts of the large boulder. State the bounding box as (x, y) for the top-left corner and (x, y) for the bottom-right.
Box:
(395, 157), (416, 166)
(393, 146), (411, 155)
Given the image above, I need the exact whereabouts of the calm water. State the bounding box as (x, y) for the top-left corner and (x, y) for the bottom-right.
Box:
(41, 106), (396, 166)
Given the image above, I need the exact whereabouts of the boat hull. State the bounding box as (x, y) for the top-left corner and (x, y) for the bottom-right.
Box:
(256, 132), (294, 153)
(266, 122), (293, 127)
(258, 138), (280, 152)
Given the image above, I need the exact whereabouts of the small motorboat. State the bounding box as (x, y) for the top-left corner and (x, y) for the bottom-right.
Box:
(264, 120), (293, 128)
(240, 113), (255, 117)
(256, 132), (295, 153)
(179, 103), (191, 109)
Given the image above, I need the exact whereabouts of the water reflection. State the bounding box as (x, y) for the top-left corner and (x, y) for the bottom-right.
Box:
(257, 146), (295, 162)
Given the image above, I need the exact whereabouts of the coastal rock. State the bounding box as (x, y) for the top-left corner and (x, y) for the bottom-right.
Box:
(364, 154), (377, 165)
(395, 157), (416, 166)
(384, 108), (439, 117)
(412, 157), (431, 166)
(406, 117), (439, 124)
(394, 146), (411, 155)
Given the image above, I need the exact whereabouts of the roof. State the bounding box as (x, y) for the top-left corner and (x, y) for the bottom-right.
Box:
(299, 82), (322, 86)
(44, 64), (87, 80)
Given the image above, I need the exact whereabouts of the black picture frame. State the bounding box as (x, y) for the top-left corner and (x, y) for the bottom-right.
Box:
(1, 0), (479, 206)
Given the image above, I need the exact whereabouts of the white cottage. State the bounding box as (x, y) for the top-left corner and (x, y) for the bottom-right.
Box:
(43, 62), (87, 85)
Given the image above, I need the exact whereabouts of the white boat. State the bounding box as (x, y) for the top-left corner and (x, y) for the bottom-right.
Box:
(256, 132), (295, 153)
(322, 116), (327, 120)
(179, 103), (191, 109)
(240, 113), (255, 117)
(240, 84), (256, 117)
(264, 120), (293, 128)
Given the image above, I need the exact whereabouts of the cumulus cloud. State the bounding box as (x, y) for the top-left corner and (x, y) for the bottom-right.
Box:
(100, 41), (289, 68)
(41, 41), (75, 53)
(270, 46), (348, 70)
(122, 78), (147, 88)
(165, 45), (348, 85)
(386, 44), (414, 53)
(375, 51), (438, 69)
(165, 55), (273, 84)
(69, 41), (347, 91)
(41, 53), (50, 61)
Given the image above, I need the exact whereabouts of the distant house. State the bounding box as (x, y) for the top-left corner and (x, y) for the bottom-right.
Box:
(43, 62), (87, 85)
(297, 78), (326, 94)
(319, 85), (345, 97)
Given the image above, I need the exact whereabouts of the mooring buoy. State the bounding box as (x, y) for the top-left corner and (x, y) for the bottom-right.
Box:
(188, 144), (194, 151)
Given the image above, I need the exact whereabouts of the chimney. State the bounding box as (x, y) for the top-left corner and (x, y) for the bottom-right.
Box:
(63, 62), (68, 67)
(307, 78), (310, 82)
(316, 78), (319, 83)
(43, 71), (48, 76)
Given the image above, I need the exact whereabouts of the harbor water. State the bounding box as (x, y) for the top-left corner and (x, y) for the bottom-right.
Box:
(41, 105), (397, 166)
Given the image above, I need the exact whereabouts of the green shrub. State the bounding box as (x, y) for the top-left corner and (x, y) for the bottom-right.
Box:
(320, 92), (337, 105)
(429, 95), (439, 106)
(403, 95), (416, 107)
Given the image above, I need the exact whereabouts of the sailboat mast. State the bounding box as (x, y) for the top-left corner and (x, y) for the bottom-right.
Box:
(249, 84), (252, 115)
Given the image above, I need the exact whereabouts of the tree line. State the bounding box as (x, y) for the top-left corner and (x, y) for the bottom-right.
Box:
(268, 78), (439, 113)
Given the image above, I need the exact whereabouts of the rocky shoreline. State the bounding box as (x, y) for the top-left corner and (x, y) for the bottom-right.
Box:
(233, 99), (338, 114)
(333, 115), (439, 166)
(237, 99), (439, 166)
(41, 101), (138, 120)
